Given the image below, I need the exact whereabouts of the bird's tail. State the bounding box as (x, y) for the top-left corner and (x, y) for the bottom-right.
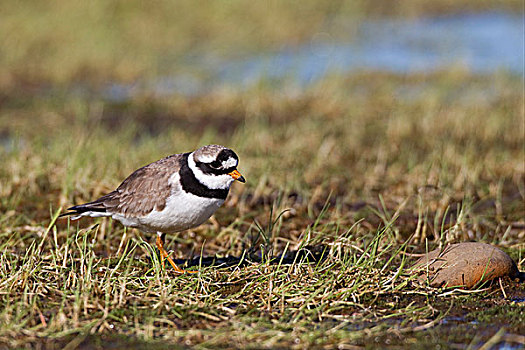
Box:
(59, 200), (110, 220)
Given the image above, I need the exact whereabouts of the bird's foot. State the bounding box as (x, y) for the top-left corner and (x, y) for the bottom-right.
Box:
(156, 235), (198, 274)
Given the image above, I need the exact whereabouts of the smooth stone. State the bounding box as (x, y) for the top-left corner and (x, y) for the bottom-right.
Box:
(413, 242), (521, 289)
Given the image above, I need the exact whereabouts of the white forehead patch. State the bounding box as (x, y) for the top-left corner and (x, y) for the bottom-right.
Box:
(222, 157), (238, 169)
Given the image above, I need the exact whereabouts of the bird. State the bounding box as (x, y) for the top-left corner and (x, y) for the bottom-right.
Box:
(60, 144), (245, 273)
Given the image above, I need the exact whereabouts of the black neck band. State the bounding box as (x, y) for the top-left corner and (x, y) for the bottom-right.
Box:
(179, 153), (229, 200)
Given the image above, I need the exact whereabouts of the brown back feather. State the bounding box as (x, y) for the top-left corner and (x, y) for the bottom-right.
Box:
(95, 154), (183, 217)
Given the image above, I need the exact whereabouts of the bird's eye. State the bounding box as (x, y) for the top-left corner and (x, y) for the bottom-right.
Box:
(210, 160), (221, 169)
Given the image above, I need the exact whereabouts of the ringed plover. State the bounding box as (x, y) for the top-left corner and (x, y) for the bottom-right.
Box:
(61, 144), (245, 272)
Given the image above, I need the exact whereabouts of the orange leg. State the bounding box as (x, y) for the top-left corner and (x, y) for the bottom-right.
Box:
(155, 234), (197, 274)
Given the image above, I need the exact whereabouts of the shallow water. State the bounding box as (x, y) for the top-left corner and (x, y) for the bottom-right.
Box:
(209, 12), (523, 84)
(104, 12), (524, 99)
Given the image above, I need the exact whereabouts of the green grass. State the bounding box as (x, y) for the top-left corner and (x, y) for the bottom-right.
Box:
(0, 71), (523, 348)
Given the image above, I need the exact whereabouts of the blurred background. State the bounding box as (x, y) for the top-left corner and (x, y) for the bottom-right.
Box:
(0, 1), (523, 247)
(1, 1), (522, 94)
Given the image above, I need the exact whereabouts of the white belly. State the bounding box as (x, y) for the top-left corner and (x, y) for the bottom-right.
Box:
(113, 191), (224, 233)
(143, 191), (224, 233)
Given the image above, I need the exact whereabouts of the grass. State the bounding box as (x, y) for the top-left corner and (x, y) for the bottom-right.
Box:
(0, 71), (523, 349)
(0, 1), (524, 348)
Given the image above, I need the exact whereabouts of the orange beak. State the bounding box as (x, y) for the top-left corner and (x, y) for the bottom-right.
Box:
(228, 169), (246, 183)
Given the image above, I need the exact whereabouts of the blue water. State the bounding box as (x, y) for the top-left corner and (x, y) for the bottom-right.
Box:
(105, 12), (524, 99)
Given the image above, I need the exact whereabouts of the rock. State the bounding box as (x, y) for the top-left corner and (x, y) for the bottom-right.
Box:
(413, 242), (521, 289)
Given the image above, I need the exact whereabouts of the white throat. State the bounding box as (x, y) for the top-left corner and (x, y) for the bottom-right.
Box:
(188, 152), (235, 190)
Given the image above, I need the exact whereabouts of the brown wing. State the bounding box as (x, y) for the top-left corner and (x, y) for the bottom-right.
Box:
(64, 154), (183, 217)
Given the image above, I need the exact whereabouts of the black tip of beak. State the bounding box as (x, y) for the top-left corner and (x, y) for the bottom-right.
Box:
(237, 175), (246, 183)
